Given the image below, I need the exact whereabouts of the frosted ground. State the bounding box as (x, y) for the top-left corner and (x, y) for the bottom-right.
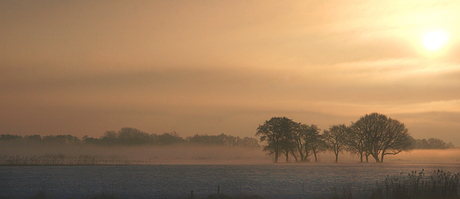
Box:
(1, 144), (460, 199)
(2, 163), (460, 199)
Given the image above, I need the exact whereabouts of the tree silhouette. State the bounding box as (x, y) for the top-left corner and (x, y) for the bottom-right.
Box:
(117, 127), (152, 145)
(155, 132), (185, 145)
(323, 124), (349, 163)
(100, 130), (118, 145)
(307, 125), (327, 162)
(185, 133), (258, 147)
(352, 113), (413, 162)
(348, 123), (368, 162)
(24, 135), (42, 142)
(1, 130), (260, 147)
(292, 123), (324, 162)
(291, 123), (309, 161)
(413, 138), (454, 149)
(256, 117), (297, 163)
(241, 137), (260, 147)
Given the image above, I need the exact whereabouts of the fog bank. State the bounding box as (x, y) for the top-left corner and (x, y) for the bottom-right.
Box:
(0, 143), (270, 165)
(1, 142), (459, 165)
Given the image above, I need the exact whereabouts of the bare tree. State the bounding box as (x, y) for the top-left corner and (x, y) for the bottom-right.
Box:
(348, 124), (367, 162)
(301, 124), (325, 162)
(291, 123), (313, 161)
(352, 113), (413, 163)
(309, 129), (327, 162)
(323, 124), (349, 163)
(377, 118), (413, 162)
(256, 117), (297, 163)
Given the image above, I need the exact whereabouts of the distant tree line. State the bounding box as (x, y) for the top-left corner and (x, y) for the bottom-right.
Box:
(256, 113), (452, 163)
(0, 128), (260, 147)
(412, 138), (454, 149)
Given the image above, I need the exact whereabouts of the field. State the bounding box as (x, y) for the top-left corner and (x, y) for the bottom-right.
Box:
(2, 144), (460, 199)
(2, 164), (460, 199)
(2, 141), (460, 165)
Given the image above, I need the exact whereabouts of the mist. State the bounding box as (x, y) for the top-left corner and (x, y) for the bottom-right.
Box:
(0, 143), (270, 165)
(312, 149), (460, 164)
(2, 141), (459, 165)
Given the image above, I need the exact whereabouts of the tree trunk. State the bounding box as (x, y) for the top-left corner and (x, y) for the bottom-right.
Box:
(303, 149), (310, 162)
(274, 151), (279, 163)
(359, 152), (363, 163)
(291, 148), (298, 162)
(372, 154), (380, 163)
(298, 149), (304, 161)
(301, 149), (309, 162)
(365, 153), (369, 163)
(313, 151), (318, 162)
(380, 150), (385, 163)
(334, 152), (339, 163)
(285, 151), (289, 163)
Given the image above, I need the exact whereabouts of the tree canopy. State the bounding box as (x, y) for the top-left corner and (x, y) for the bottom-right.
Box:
(323, 124), (349, 163)
(351, 113), (413, 162)
(255, 117), (296, 163)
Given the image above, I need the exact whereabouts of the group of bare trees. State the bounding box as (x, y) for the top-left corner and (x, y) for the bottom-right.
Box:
(256, 113), (414, 163)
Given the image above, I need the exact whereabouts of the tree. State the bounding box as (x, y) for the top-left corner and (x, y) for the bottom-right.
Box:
(185, 133), (258, 147)
(307, 125), (327, 162)
(54, 135), (80, 144)
(256, 117), (297, 163)
(24, 135), (42, 142)
(82, 135), (100, 145)
(241, 137), (260, 147)
(323, 124), (349, 163)
(412, 138), (453, 149)
(117, 127), (152, 145)
(427, 138), (453, 149)
(291, 123), (325, 162)
(352, 113), (413, 163)
(155, 132), (185, 145)
(0, 134), (23, 142)
(377, 118), (413, 162)
(417, 138), (430, 149)
(291, 123), (310, 161)
(100, 130), (118, 145)
(348, 124), (368, 162)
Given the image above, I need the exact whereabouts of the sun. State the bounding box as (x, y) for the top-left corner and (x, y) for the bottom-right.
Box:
(423, 31), (448, 50)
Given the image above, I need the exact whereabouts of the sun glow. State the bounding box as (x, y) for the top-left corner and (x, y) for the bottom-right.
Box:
(423, 31), (448, 50)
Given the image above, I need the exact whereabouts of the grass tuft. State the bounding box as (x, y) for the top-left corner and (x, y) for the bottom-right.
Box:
(371, 169), (460, 199)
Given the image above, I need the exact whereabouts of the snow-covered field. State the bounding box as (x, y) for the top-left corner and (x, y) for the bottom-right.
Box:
(2, 163), (460, 199)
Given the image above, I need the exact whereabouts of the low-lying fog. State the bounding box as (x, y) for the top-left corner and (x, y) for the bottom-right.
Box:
(1, 143), (460, 165)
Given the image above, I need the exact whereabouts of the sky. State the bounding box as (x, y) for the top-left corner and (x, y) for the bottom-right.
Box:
(1, 1), (460, 144)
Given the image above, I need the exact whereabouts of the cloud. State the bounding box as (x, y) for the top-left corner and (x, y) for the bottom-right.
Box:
(1, 0), (460, 145)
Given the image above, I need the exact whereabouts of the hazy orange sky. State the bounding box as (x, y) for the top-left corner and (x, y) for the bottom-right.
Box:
(1, 1), (460, 144)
